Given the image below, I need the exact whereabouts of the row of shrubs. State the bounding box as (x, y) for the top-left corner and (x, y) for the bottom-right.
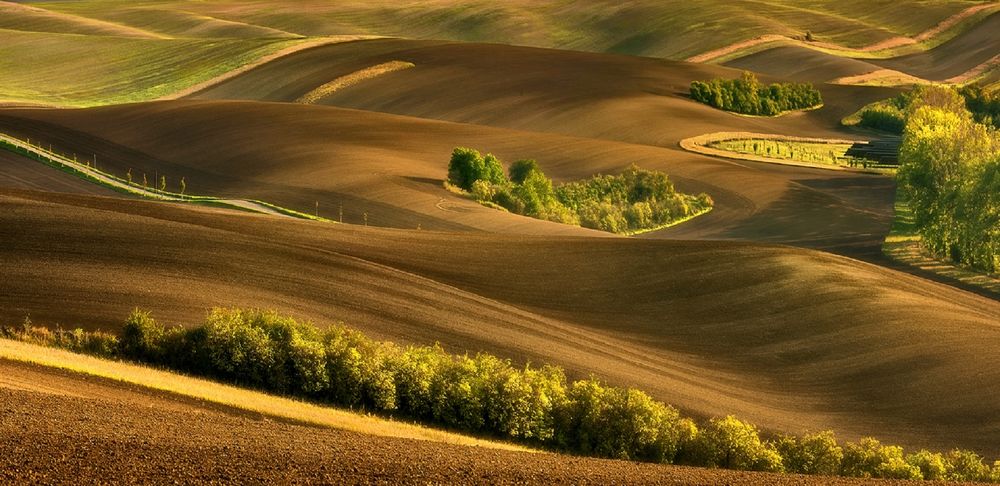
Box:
(857, 85), (1000, 135)
(5, 308), (1000, 481)
(690, 71), (822, 116)
(448, 148), (713, 234)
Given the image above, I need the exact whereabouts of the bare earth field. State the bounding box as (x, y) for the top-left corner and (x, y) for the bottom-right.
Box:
(4, 359), (970, 486)
(1, 189), (998, 459)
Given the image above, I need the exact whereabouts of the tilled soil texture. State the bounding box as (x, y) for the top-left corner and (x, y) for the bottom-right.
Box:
(0, 359), (978, 486)
(0, 98), (896, 259)
(1, 189), (998, 457)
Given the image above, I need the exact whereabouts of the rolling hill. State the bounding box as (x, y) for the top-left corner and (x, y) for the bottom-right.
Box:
(1, 187), (998, 458)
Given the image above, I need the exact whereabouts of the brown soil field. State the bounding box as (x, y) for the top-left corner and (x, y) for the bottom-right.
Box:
(188, 39), (897, 142)
(872, 11), (1000, 81)
(0, 149), (119, 196)
(723, 46), (886, 83)
(726, 11), (1000, 84)
(0, 99), (894, 259)
(3, 359), (965, 486)
(1, 189), (999, 457)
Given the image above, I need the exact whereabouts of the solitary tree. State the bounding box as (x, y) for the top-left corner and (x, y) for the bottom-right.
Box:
(159, 175), (166, 192)
(179, 176), (186, 195)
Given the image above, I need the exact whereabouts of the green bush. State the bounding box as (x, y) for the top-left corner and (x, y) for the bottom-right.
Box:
(944, 449), (990, 482)
(776, 431), (843, 475)
(450, 149), (712, 234)
(447, 147), (508, 190)
(689, 415), (783, 472)
(690, 71), (821, 116)
(907, 450), (947, 481)
(841, 437), (922, 479)
(119, 308), (165, 361)
(859, 104), (905, 134)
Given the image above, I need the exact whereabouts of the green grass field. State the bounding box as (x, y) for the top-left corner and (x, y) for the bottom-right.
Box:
(0, 29), (303, 107)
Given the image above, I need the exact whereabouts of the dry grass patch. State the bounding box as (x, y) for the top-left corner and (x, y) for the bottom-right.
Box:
(296, 61), (416, 104)
(0, 337), (533, 452)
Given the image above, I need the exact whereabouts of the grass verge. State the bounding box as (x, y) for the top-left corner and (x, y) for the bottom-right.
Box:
(0, 337), (530, 451)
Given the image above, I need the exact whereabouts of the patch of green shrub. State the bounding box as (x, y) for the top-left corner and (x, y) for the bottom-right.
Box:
(841, 437), (922, 479)
(9, 307), (1000, 483)
(690, 71), (821, 116)
(450, 149), (713, 234)
(776, 430), (843, 475)
(447, 147), (508, 191)
(689, 415), (783, 472)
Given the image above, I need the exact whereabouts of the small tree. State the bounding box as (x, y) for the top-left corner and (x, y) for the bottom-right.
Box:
(179, 177), (186, 195)
(509, 159), (541, 184)
(142, 173), (148, 188)
(159, 175), (166, 192)
(126, 168), (133, 185)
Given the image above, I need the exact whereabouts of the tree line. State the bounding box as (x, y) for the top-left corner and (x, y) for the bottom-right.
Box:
(448, 148), (713, 234)
(690, 71), (822, 116)
(897, 86), (999, 273)
(858, 84), (1000, 134)
(5, 308), (1000, 482)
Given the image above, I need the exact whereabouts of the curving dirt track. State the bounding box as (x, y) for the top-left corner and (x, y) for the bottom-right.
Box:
(3, 359), (961, 486)
(1, 188), (999, 457)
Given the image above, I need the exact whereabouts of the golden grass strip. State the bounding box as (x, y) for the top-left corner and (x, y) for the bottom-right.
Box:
(161, 35), (384, 100)
(296, 61), (415, 104)
(0, 338), (534, 452)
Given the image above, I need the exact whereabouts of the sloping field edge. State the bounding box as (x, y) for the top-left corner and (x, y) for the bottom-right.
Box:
(296, 61), (415, 104)
(0, 133), (332, 221)
(165, 35), (385, 100)
(0, 338), (531, 451)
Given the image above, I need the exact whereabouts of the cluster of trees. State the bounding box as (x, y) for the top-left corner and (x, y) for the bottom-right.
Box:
(859, 85), (1000, 134)
(6, 307), (1000, 482)
(897, 86), (1000, 273)
(690, 71), (822, 116)
(448, 148), (713, 234)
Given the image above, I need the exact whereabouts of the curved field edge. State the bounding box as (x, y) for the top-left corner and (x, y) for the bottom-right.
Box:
(678, 132), (891, 174)
(883, 196), (1000, 297)
(164, 35), (385, 101)
(0, 338), (530, 451)
(0, 33), (313, 107)
(688, 3), (1000, 64)
(0, 133), (331, 222)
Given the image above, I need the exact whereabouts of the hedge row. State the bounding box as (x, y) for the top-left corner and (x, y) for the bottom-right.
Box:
(690, 71), (821, 116)
(4, 309), (1000, 481)
(448, 148), (712, 234)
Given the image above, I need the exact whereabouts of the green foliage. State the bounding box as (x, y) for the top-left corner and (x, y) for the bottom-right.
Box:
(509, 158), (541, 184)
(776, 431), (843, 475)
(897, 89), (1000, 273)
(688, 415), (783, 472)
(690, 71), (821, 116)
(452, 149), (712, 233)
(859, 104), (906, 134)
(944, 449), (990, 482)
(841, 437), (922, 479)
(118, 308), (165, 361)
(447, 147), (508, 191)
(906, 450), (947, 481)
(10, 307), (1000, 482)
(557, 164), (712, 233)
